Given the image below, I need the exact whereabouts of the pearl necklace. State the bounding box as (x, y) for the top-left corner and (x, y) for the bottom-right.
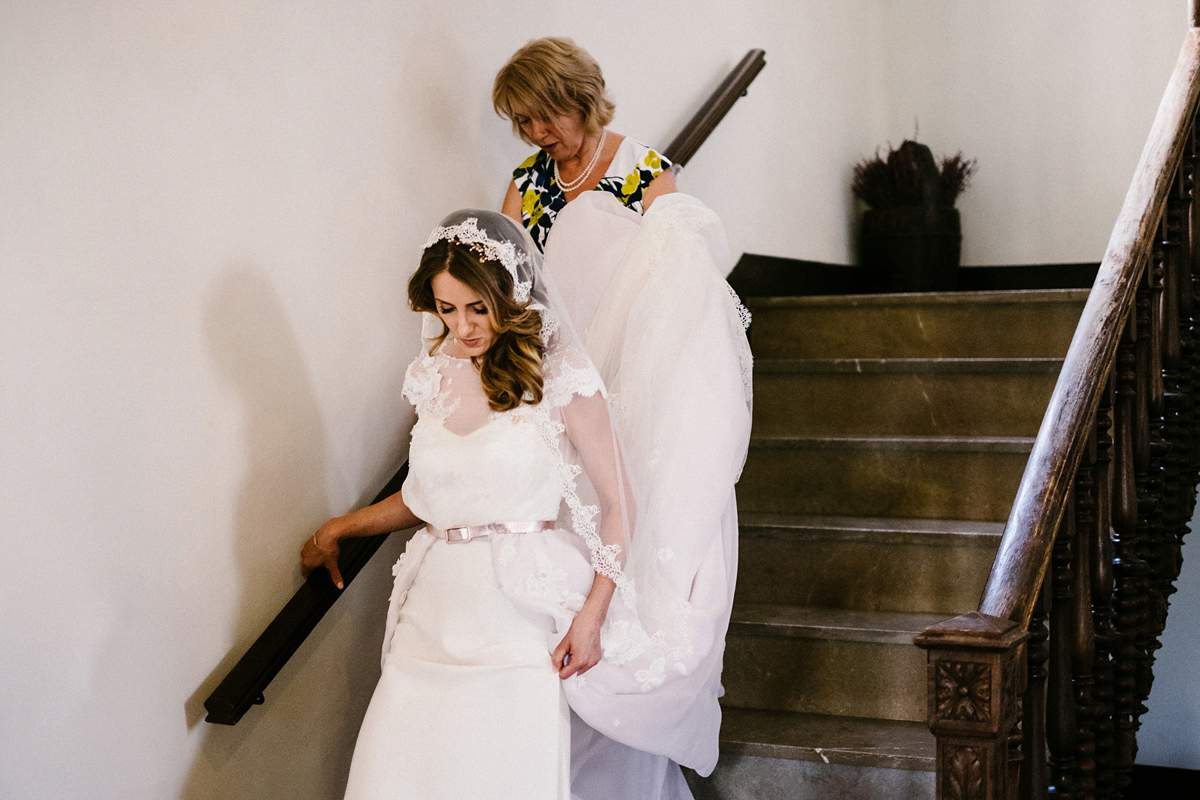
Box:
(553, 129), (607, 193)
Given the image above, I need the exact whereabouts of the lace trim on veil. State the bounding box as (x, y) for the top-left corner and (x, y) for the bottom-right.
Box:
(535, 346), (636, 606)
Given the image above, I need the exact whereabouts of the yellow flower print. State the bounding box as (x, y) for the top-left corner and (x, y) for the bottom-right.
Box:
(621, 171), (639, 196)
(644, 150), (662, 170)
(518, 153), (539, 170)
(522, 189), (544, 224)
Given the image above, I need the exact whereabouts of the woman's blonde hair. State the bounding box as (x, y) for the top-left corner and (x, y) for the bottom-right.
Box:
(408, 240), (545, 412)
(492, 37), (615, 144)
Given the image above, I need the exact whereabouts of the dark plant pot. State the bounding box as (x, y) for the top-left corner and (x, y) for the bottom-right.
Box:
(861, 206), (962, 292)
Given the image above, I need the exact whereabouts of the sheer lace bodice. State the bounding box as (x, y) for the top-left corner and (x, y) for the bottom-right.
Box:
(382, 343), (634, 667)
(401, 354), (562, 529)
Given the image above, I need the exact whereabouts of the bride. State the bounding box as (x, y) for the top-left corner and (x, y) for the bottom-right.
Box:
(302, 209), (702, 799)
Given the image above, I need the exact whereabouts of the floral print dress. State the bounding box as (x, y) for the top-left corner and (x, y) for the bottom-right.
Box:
(512, 137), (673, 251)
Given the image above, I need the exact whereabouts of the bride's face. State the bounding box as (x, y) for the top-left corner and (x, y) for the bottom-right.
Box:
(432, 271), (496, 357)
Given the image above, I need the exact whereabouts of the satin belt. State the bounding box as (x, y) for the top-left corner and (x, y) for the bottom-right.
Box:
(427, 520), (556, 544)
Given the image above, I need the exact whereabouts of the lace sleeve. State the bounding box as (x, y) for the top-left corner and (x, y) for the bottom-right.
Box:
(542, 344), (606, 408)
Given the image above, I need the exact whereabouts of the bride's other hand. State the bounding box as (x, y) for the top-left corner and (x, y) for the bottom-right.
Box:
(553, 606), (605, 679)
(301, 520), (344, 589)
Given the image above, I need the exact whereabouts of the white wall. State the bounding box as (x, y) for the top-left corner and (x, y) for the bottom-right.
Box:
(877, 0), (1186, 266)
(3, 2), (1199, 798)
(0, 3), (516, 798)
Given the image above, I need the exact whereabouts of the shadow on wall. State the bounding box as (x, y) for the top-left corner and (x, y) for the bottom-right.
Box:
(388, 21), (498, 215)
(179, 267), (377, 800)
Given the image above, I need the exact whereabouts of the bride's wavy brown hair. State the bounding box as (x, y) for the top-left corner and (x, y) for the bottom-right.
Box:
(409, 239), (545, 411)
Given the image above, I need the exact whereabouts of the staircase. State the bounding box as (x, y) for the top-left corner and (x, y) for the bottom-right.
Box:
(689, 288), (1090, 799)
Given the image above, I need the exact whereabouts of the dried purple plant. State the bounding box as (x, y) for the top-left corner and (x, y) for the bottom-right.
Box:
(938, 154), (977, 205)
(852, 140), (976, 209)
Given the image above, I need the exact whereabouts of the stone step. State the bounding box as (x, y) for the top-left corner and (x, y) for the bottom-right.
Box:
(747, 288), (1088, 360)
(736, 435), (1033, 522)
(736, 512), (1003, 614)
(752, 357), (1061, 437)
(721, 605), (946, 722)
(686, 708), (934, 799)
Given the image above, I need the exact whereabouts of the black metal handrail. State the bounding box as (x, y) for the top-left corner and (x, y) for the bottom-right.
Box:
(202, 49), (765, 727)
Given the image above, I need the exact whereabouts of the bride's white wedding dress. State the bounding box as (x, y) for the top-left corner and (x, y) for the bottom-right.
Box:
(344, 349), (614, 800)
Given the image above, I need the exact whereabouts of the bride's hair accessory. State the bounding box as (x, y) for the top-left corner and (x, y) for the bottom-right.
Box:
(423, 217), (533, 303)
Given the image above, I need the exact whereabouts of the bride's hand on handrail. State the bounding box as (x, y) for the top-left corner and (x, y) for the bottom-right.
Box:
(299, 492), (422, 590)
(301, 520), (345, 589)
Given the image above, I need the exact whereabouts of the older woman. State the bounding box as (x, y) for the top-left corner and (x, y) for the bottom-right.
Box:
(491, 37), (753, 800)
(494, 36), (676, 252)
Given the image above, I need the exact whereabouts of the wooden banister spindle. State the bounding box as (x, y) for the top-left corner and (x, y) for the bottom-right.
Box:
(1091, 380), (1119, 800)
(1180, 119), (1199, 487)
(1021, 585), (1051, 800)
(1159, 171), (1190, 666)
(1139, 261), (1169, 711)
(1137, 257), (1166, 719)
(1180, 118), (1200, 513)
(1047, 491), (1079, 799)
(1110, 310), (1144, 792)
(1113, 315), (1139, 535)
(1072, 441), (1099, 800)
(1164, 169), (1185, 370)
(1135, 286), (1152, 475)
(1186, 119), (1200, 326)
(1146, 227), (1167, 385)
(1153, 176), (1191, 670)
(1192, 187), (1200, 483)
(1150, 247), (1167, 419)
(1163, 146), (1192, 515)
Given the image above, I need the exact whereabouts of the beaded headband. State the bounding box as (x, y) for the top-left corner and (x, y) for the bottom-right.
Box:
(423, 217), (533, 303)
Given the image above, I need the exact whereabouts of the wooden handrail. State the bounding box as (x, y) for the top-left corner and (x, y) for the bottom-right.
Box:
(203, 463), (408, 725)
(664, 49), (766, 167)
(978, 29), (1200, 627)
(202, 49), (767, 726)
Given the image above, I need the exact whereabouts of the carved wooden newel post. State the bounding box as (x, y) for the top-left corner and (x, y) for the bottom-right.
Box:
(915, 613), (1030, 800)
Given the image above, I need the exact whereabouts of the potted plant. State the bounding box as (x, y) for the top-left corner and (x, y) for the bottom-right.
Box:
(852, 140), (976, 292)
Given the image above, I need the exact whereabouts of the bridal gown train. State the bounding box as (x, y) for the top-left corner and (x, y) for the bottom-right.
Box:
(542, 191), (753, 799)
